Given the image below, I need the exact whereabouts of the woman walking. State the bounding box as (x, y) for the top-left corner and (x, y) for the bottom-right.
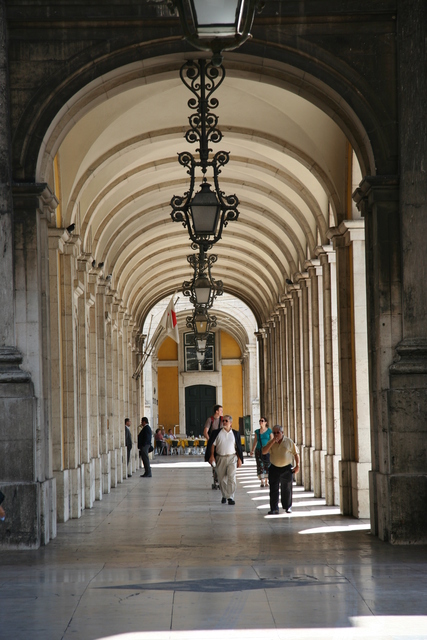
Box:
(250, 418), (273, 487)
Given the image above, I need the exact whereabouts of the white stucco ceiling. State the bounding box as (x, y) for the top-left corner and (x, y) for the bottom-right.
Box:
(48, 52), (351, 327)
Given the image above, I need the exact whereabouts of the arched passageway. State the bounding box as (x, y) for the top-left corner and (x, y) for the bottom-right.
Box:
(1, 2), (426, 549)
(30, 50), (372, 531)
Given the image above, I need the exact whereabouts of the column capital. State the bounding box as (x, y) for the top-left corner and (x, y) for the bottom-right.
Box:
(298, 268), (312, 286)
(48, 227), (68, 252)
(327, 220), (365, 247)
(390, 338), (427, 375)
(12, 182), (58, 225)
(304, 257), (320, 271)
(352, 175), (399, 216)
(0, 346), (31, 382)
(318, 244), (336, 265)
(280, 294), (293, 307)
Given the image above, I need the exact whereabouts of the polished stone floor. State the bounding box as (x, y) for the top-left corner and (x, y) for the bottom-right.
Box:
(1, 457), (427, 640)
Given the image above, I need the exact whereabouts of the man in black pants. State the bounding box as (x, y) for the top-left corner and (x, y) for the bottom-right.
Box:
(138, 417), (152, 478)
(262, 425), (300, 515)
(125, 418), (133, 477)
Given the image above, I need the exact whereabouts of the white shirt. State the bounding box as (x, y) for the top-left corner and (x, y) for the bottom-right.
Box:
(213, 429), (236, 456)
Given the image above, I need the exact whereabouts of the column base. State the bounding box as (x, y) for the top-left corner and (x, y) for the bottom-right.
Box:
(351, 461), (370, 519)
(116, 447), (124, 484)
(0, 479), (56, 549)
(94, 456), (103, 501)
(313, 449), (324, 498)
(84, 459), (96, 509)
(303, 445), (311, 491)
(339, 460), (370, 518)
(70, 468), (82, 518)
(110, 449), (118, 488)
(102, 452), (111, 494)
(373, 470), (427, 544)
(54, 469), (70, 523)
(325, 453), (340, 506)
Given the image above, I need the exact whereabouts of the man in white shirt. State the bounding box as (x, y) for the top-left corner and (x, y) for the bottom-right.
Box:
(262, 424), (300, 515)
(209, 415), (243, 505)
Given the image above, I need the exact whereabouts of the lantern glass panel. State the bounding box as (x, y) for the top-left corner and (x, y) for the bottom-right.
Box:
(194, 276), (211, 305)
(190, 183), (220, 236)
(191, 0), (243, 36)
(195, 319), (208, 334)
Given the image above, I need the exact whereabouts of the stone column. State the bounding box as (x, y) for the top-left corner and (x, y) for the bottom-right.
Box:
(105, 292), (117, 487)
(117, 307), (125, 483)
(0, 176), (57, 546)
(247, 342), (259, 429)
(349, 0), (427, 542)
(88, 269), (102, 500)
(76, 256), (92, 510)
(255, 330), (267, 418)
(299, 274), (312, 491)
(321, 246), (341, 505)
(48, 228), (68, 521)
(329, 221), (371, 519)
(291, 285), (303, 485)
(270, 317), (279, 425)
(307, 261), (323, 498)
(284, 297), (295, 441)
(278, 304), (288, 433)
(274, 311), (283, 428)
(264, 324), (273, 423)
(97, 281), (110, 494)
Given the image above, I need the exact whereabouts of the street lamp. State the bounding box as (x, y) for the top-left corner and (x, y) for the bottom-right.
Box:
(169, 0), (265, 65)
(182, 246), (223, 309)
(186, 306), (217, 340)
(170, 58), (239, 248)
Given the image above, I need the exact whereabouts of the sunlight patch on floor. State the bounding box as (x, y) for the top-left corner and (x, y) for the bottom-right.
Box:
(299, 523), (371, 534)
(96, 616), (427, 640)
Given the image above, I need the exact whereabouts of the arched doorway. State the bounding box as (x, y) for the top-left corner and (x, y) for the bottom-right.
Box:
(185, 385), (216, 436)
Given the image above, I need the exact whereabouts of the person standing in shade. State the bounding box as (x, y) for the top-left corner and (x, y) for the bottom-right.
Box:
(138, 417), (152, 478)
(249, 417), (273, 487)
(204, 404), (223, 490)
(208, 415), (243, 505)
(262, 425), (300, 514)
(125, 418), (133, 477)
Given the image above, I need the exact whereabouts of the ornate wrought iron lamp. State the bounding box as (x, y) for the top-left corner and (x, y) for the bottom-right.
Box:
(169, 0), (264, 65)
(170, 59), (239, 249)
(182, 246), (223, 309)
(186, 306), (217, 341)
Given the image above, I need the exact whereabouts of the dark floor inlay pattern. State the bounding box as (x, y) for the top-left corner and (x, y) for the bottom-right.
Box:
(99, 576), (343, 593)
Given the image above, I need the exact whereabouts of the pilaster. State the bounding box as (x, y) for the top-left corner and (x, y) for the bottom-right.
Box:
(307, 261), (324, 498)
(290, 283), (303, 486)
(355, 171), (427, 542)
(298, 273), (312, 491)
(319, 245), (341, 505)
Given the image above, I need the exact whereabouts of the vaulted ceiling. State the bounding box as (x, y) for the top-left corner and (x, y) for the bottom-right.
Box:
(47, 52), (350, 328)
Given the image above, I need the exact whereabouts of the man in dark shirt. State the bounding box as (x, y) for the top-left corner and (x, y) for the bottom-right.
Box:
(138, 417), (152, 478)
(125, 418), (133, 477)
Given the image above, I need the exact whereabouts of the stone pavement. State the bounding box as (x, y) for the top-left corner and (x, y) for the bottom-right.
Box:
(1, 458), (427, 640)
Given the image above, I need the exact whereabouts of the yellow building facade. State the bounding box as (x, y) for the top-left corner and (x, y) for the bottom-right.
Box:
(156, 331), (244, 433)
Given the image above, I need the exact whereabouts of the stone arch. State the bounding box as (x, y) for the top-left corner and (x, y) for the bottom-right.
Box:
(20, 43), (384, 186)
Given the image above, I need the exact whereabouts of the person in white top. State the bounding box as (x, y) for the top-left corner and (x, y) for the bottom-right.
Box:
(209, 415), (243, 505)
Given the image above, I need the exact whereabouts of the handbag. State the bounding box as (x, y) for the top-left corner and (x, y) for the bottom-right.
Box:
(148, 445), (154, 453)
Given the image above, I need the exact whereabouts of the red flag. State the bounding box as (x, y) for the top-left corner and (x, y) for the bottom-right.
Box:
(160, 295), (179, 343)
